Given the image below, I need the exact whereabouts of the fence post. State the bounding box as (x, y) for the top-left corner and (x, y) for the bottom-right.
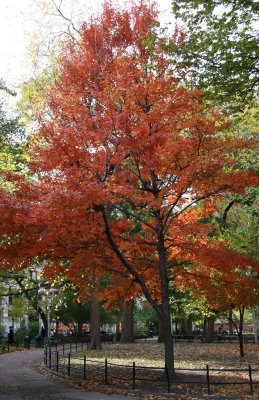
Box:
(132, 362), (136, 390)
(84, 355), (86, 380)
(248, 365), (253, 395)
(105, 358), (108, 384)
(165, 366), (171, 393)
(67, 353), (71, 376)
(44, 347), (47, 365)
(70, 341), (72, 352)
(63, 343), (65, 355)
(49, 348), (52, 369)
(206, 365), (211, 395)
(56, 351), (59, 372)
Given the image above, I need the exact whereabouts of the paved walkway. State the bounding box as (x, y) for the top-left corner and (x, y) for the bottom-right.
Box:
(0, 349), (140, 400)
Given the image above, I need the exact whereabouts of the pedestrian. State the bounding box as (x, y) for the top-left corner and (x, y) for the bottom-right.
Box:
(8, 326), (14, 345)
(41, 327), (46, 338)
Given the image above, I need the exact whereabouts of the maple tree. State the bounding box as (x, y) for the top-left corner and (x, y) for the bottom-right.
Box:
(175, 227), (259, 356)
(0, 0), (259, 378)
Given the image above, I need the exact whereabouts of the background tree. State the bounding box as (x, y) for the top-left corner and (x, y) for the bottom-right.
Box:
(170, 0), (258, 108)
(0, 82), (25, 179)
(134, 299), (158, 337)
(120, 300), (134, 343)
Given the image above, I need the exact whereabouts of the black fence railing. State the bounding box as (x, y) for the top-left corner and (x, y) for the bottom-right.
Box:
(171, 334), (255, 344)
(0, 333), (115, 353)
(43, 342), (259, 396)
(135, 333), (256, 343)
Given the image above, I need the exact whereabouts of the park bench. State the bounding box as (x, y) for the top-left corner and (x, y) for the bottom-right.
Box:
(244, 335), (255, 343)
(172, 335), (194, 343)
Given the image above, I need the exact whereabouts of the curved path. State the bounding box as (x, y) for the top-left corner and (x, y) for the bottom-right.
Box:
(0, 349), (140, 400)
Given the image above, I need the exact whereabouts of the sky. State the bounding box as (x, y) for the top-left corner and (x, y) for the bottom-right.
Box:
(0, 0), (173, 94)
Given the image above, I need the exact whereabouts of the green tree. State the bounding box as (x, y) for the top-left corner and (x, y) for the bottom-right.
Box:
(0, 81), (26, 178)
(170, 0), (258, 108)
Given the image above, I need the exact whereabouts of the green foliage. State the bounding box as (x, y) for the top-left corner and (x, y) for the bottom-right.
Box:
(8, 296), (29, 320)
(218, 200), (258, 257)
(100, 306), (122, 326)
(134, 302), (158, 336)
(0, 82), (26, 178)
(170, 287), (207, 328)
(0, 79), (16, 97)
(14, 320), (39, 343)
(170, 0), (258, 108)
(18, 70), (57, 124)
(55, 288), (90, 329)
(232, 187), (259, 218)
(223, 102), (258, 182)
(56, 287), (122, 329)
(0, 324), (6, 340)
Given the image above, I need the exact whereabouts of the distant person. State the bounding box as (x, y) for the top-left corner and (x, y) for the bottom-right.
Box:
(41, 327), (47, 338)
(8, 326), (14, 345)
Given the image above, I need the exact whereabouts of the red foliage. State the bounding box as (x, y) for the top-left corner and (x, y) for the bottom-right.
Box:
(0, 0), (258, 317)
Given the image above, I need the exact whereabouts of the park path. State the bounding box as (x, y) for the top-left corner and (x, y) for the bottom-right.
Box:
(0, 349), (140, 400)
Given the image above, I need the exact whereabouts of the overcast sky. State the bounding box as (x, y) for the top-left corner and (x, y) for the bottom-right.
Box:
(0, 0), (173, 93)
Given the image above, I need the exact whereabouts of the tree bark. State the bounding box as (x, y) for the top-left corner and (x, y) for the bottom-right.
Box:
(157, 312), (165, 342)
(38, 306), (48, 333)
(179, 305), (192, 335)
(156, 219), (175, 380)
(89, 296), (102, 350)
(120, 299), (134, 343)
(238, 306), (245, 358)
(76, 302), (83, 335)
(161, 297), (175, 380)
(204, 315), (215, 343)
(228, 309), (234, 335)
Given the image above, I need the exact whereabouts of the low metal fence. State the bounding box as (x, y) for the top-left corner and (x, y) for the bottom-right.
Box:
(43, 342), (259, 396)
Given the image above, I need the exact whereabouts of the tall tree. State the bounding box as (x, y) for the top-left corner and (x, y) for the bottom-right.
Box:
(0, 1), (258, 379)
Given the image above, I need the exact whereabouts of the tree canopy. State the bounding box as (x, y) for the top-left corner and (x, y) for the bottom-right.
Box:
(170, 0), (259, 107)
(0, 0), (258, 377)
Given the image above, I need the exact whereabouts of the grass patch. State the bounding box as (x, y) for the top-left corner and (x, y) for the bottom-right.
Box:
(74, 341), (258, 370)
(52, 341), (258, 398)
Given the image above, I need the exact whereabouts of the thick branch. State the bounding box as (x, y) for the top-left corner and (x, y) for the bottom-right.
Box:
(101, 207), (162, 316)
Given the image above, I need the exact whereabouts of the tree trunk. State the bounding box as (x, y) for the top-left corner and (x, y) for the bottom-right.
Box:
(157, 225), (175, 380)
(115, 323), (121, 341)
(228, 309), (234, 335)
(56, 319), (60, 335)
(77, 302), (83, 335)
(157, 312), (165, 342)
(179, 305), (192, 335)
(38, 306), (48, 333)
(101, 206), (175, 378)
(238, 306), (245, 358)
(174, 319), (178, 334)
(204, 315), (215, 343)
(89, 296), (102, 350)
(161, 298), (175, 380)
(120, 299), (134, 343)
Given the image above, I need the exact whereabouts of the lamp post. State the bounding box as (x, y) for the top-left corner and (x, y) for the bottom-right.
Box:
(253, 307), (259, 343)
(38, 287), (58, 338)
